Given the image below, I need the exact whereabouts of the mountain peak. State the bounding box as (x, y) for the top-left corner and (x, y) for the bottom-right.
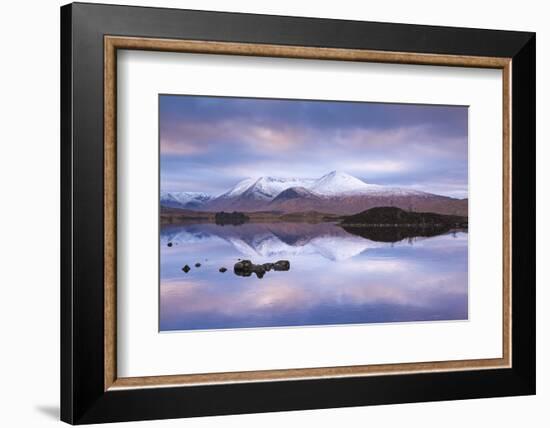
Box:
(219, 177), (257, 198)
(326, 170), (350, 177)
(225, 176), (317, 200)
(311, 171), (381, 195)
(211, 171), (391, 202)
(160, 191), (213, 209)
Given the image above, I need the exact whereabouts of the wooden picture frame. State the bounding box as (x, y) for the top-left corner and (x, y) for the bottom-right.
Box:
(61, 2), (535, 424)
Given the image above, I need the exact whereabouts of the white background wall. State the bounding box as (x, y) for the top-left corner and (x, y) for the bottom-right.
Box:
(0, 0), (545, 426)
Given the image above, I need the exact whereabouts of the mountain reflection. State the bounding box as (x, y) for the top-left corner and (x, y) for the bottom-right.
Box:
(160, 222), (456, 261)
(160, 222), (468, 331)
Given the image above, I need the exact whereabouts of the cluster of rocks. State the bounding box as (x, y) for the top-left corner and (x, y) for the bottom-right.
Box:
(234, 260), (290, 279)
(179, 259), (290, 278)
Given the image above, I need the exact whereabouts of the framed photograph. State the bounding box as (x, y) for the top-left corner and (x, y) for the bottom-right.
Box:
(61, 2), (536, 424)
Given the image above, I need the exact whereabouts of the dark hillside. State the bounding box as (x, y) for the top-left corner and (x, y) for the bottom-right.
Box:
(340, 207), (467, 227)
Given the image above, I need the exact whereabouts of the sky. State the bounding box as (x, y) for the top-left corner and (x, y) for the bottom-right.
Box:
(160, 95), (468, 198)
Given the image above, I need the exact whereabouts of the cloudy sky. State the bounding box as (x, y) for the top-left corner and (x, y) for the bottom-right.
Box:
(160, 95), (468, 198)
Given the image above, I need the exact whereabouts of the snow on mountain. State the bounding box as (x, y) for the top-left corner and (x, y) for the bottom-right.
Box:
(309, 171), (383, 195)
(222, 176), (317, 200)
(217, 178), (258, 199)
(160, 191), (213, 209)
(217, 171), (425, 201)
(370, 187), (429, 197)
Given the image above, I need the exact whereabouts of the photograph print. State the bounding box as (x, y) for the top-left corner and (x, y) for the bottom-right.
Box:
(159, 95), (468, 332)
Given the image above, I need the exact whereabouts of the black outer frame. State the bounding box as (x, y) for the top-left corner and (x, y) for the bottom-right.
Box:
(60, 2), (535, 424)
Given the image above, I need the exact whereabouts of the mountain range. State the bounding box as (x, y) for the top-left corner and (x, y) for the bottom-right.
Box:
(161, 171), (468, 216)
(159, 191), (214, 209)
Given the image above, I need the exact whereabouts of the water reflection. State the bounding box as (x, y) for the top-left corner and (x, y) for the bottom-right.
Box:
(160, 222), (468, 331)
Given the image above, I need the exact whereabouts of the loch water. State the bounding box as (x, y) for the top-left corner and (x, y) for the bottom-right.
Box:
(160, 222), (468, 331)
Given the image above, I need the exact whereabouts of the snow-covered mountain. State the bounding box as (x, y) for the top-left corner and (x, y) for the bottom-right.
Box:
(161, 171), (468, 216)
(216, 178), (257, 199)
(216, 171), (430, 200)
(309, 171), (381, 195)
(219, 176), (317, 200)
(160, 191), (214, 209)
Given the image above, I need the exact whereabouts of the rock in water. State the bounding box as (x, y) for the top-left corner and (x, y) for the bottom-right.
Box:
(234, 260), (289, 278)
(195, 263), (201, 268)
(234, 260), (252, 277)
(167, 242), (173, 247)
(219, 267), (227, 273)
(234, 260), (252, 271)
(254, 265), (266, 279)
(234, 260), (258, 278)
(182, 265), (190, 273)
(273, 260), (290, 271)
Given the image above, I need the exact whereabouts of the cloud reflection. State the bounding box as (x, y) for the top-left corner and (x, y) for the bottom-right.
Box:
(160, 224), (468, 331)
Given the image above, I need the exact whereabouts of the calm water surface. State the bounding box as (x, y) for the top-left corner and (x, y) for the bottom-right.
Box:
(160, 222), (468, 331)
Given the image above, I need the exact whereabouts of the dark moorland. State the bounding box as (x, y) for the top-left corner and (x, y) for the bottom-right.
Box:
(162, 205), (467, 230)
